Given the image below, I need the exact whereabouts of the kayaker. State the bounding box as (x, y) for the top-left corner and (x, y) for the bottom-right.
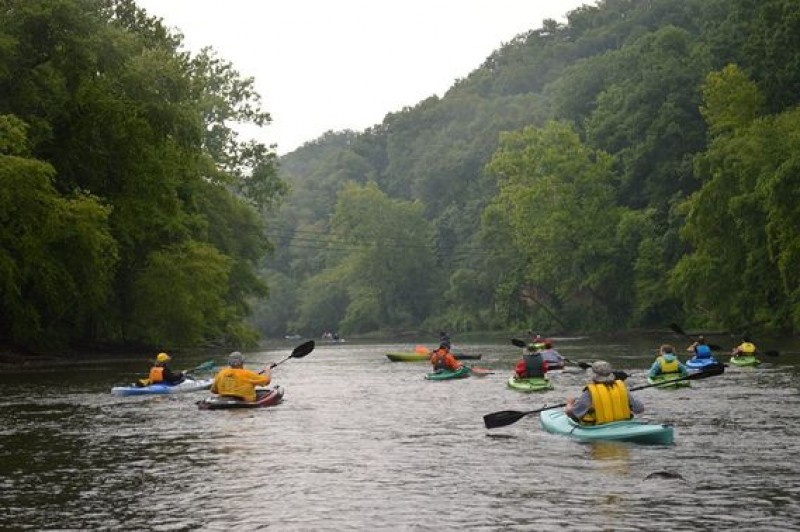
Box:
(143, 352), (185, 386)
(430, 342), (462, 372)
(514, 343), (548, 378)
(686, 336), (713, 359)
(648, 344), (689, 378)
(539, 339), (565, 369)
(731, 335), (757, 358)
(528, 331), (546, 350)
(210, 351), (271, 402)
(565, 360), (644, 425)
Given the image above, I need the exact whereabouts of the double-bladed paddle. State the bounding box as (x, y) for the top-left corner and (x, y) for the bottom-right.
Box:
(668, 323), (723, 351)
(482, 362), (726, 429)
(256, 340), (316, 374)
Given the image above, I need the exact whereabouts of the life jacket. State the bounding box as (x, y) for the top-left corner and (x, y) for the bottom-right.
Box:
(522, 353), (545, 378)
(148, 366), (165, 383)
(656, 356), (680, 374)
(695, 344), (712, 358)
(431, 350), (450, 371)
(739, 342), (756, 354)
(581, 381), (631, 425)
(211, 367), (269, 402)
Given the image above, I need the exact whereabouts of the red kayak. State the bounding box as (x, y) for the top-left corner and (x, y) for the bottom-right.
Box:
(197, 386), (284, 410)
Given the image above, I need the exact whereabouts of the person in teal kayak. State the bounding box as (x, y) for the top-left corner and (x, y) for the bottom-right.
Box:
(514, 343), (547, 378)
(211, 351), (271, 402)
(139, 352), (185, 387)
(731, 335), (757, 358)
(686, 336), (713, 359)
(648, 344), (689, 379)
(565, 361), (644, 425)
(430, 341), (462, 372)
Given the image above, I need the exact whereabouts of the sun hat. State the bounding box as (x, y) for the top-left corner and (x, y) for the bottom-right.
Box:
(228, 351), (245, 367)
(590, 360), (616, 383)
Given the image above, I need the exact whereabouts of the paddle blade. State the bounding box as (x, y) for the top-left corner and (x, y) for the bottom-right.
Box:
(511, 338), (526, 348)
(483, 410), (531, 429)
(668, 323), (687, 336)
(290, 340), (315, 359)
(469, 367), (494, 377)
(192, 360), (217, 372)
(687, 363), (725, 379)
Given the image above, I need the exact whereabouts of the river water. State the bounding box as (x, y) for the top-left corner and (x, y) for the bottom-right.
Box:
(1, 334), (799, 530)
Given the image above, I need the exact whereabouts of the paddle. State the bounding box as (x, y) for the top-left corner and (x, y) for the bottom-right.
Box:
(483, 362), (726, 429)
(261, 340), (315, 372)
(668, 323), (723, 351)
(468, 366), (494, 376)
(510, 338), (591, 370)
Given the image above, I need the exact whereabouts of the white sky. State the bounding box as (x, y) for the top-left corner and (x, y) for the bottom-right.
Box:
(135, 0), (589, 154)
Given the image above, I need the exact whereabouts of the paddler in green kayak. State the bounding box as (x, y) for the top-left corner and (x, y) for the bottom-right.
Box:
(514, 343), (548, 378)
(731, 335), (757, 359)
(648, 344), (689, 379)
(565, 361), (644, 425)
(430, 341), (463, 372)
(211, 351), (271, 402)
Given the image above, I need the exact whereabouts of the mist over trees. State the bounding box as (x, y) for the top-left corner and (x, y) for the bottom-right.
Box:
(263, 0), (800, 338)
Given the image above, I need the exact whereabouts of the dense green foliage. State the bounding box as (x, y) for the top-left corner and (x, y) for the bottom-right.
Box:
(0, 0), (285, 351)
(263, 0), (800, 336)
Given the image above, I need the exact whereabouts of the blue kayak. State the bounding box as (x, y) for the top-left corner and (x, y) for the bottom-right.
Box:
(539, 410), (674, 445)
(685, 356), (719, 371)
(111, 378), (213, 396)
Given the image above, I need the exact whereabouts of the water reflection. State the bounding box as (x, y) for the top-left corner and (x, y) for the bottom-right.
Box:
(0, 337), (799, 530)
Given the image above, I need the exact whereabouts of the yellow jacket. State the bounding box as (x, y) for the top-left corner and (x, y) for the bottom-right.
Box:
(211, 367), (270, 402)
(582, 381), (632, 424)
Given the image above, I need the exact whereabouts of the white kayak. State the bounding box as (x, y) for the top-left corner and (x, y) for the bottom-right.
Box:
(111, 377), (213, 396)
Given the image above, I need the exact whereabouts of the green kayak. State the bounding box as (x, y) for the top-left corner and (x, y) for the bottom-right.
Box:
(647, 373), (691, 389)
(730, 355), (760, 367)
(539, 410), (674, 445)
(507, 375), (554, 393)
(424, 366), (471, 380)
(386, 352), (481, 362)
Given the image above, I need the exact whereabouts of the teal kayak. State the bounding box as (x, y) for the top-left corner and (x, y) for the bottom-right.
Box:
(730, 355), (760, 367)
(647, 373), (691, 389)
(539, 410), (674, 445)
(507, 375), (554, 392)
(425, 366), (471, 380)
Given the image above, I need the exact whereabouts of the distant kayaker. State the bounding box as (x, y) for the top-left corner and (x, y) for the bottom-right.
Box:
(528, 331), (546, 349)
(731, 336), (757, 358)
(686, 336), (713, 359)
(211, 351), (271, 402)
(143, 352), (185, 386)
(514, 343), (548, 378)
(539, 339), (565, 369)
(565, 360), (644, 425)
(430, 342), (462, 372)
(648, 344), (689, 379)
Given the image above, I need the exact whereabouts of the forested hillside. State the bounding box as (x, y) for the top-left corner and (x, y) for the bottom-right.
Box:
(260, 0), (800, 338)
(0, 0), (286, 352)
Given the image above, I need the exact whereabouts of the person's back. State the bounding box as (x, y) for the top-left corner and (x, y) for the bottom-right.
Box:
(148, 352), (184, 385)
(649, 344), (688, 378)
(211, 352), (270, 402)
(431, 343), (461, 371)
(515, 348), (546, 378)
(539, 339), (564, 368)
(566, 361), (644, 425)
(732, 336), (757, 357)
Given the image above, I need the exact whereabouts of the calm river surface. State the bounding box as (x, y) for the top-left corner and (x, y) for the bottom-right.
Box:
(1, 334), (799, 530)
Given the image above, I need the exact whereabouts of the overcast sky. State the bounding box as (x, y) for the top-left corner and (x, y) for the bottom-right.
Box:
(135, 0), (589, 154)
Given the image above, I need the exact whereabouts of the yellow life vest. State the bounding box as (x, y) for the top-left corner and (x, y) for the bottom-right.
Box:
(582, 381), (632, 424)
(148, 366), (165, 383)
(657, 356), (680, 374)
(739, 342), (756, 354)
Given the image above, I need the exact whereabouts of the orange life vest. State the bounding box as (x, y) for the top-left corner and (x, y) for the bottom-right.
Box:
(148, 366), (165, 383)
